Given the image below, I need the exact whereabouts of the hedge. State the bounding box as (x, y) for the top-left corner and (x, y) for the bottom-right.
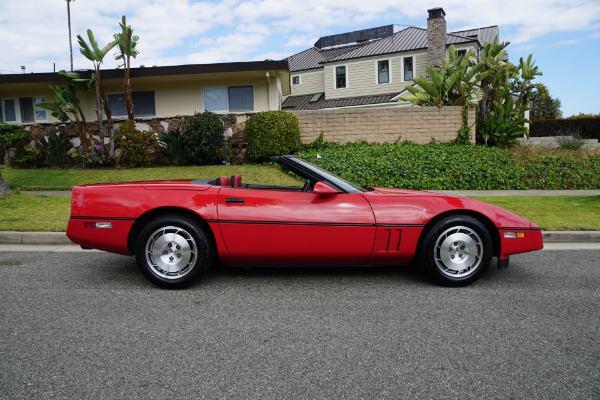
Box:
(245, 111), (301, 162)
(530, 116), (600, 139)
(295, 142), (600, 190)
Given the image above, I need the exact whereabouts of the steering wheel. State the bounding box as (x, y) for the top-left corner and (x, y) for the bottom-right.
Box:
(302, 179), (311, 192)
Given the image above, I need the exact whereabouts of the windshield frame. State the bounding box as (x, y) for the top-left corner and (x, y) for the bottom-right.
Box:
(278, 156), (368, 194)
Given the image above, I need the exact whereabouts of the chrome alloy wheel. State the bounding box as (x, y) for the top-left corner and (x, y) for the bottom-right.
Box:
(145, 226), (197, 279)
(433, 225), (483, 278)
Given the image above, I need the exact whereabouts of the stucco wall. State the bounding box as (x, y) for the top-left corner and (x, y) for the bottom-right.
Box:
(292, 106), (476, 144)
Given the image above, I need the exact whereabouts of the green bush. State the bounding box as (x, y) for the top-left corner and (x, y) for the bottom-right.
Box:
(73, 145), (116, 168)
(36, 130), (69, 168)
(245, 111), (301, 161)
(530, 116), (600, 139)
(14, 145), (40, 168)
(295, 141), (600, 190)
(180, 112), (224, 165)
(159, 124), (189, 166)
(1, 125), (30, 165)
(115, 120), (158, 167)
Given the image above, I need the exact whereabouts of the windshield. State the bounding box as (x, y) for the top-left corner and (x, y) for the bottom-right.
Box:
(293, 158), (369, 193)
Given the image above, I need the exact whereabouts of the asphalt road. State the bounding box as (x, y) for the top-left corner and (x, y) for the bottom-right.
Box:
(1, 249), (599, 399)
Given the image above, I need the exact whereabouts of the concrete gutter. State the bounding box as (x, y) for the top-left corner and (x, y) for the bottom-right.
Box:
(1, 230), (598, 246)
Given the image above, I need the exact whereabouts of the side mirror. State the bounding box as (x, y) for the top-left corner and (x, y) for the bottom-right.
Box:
(313, 181), (338, 196)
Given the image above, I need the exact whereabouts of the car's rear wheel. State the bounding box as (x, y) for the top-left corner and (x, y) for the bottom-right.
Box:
(420, 215), (492, 286)
(135, 215), (213, 289)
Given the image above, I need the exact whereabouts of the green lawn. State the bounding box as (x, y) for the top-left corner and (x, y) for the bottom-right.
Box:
(1, 191), (597, 232)
(472, 196), (600, 231)
(1, 165), (301, 191)
(0, 193), (71, 231)
(2, 165), (598, 232)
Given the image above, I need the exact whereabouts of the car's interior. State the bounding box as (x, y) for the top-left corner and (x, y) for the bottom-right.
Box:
(191, 174), (310, 192)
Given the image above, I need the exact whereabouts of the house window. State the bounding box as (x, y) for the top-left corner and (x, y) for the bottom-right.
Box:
(378, 60), (390, 84)
(1, 99), (17, 122)
(457, 49), (467, 57)
(107, 91), (156, 117)
(292, 76), (300, 85)
(404, 57), (413, 81)
(335, 66), (346, 89)
(0, 97), (46, 123)
(204, 86), (254, 112)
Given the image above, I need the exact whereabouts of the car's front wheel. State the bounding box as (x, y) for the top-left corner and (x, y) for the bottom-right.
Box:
(135, 215), (213, 289)
(420, 215), (492, 286)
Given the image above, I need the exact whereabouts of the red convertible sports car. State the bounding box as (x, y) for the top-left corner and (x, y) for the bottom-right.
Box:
(67, 155), (543, 288)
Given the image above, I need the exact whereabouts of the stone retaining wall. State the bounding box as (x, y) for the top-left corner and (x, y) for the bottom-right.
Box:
(292, 106), (475, 144)
(518, 136), (600, 149)
(4, 114), (251, 166)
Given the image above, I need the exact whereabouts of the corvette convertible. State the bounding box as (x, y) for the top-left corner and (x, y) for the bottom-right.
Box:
(67, 155), (543, 288)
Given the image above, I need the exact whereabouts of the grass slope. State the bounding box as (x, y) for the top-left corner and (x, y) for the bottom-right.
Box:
(1, 193), (597, 232)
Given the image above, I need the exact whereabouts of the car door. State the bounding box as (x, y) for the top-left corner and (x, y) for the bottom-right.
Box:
(216, 186), (376, 265)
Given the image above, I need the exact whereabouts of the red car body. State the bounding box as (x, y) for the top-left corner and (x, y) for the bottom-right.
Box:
(67, 156), (543, 288)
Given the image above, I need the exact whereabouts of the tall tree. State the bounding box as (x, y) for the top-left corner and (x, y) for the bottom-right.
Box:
(530, 90), (562, 119)
(114, 15), (139, 120)
(77, 30), (117, 154)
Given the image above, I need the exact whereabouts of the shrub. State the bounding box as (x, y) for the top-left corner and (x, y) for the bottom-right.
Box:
(295, 142), (600, 190)
(36, 130), (70, 168)
(245, 111), (301, 161)
(0, 125), (29, 165)
(159, 124), (189, 166)
(530, 116), (600, 140)
(115, 120), (158, 167)
(556, 133), (584, 150)
(72, 145), (116, 168)
(180, 112), (224, 165)
(14, 145), (40, 168)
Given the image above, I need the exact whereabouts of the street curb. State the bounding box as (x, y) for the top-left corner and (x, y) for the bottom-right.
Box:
(1, 230), (599, 246)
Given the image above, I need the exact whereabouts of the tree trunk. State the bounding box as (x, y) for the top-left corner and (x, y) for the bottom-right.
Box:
(0, 170), (10, 196)
(124, 62), (134, 120)
(102, 89), (115, 157)
(95, 73), (104, 153)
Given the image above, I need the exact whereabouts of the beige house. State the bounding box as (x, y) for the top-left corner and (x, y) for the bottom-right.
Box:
(282, 8), (500, 111)
(0, 60), (289, 125)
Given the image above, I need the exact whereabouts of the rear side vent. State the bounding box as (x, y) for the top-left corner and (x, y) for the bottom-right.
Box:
(379, 228), (402, 252)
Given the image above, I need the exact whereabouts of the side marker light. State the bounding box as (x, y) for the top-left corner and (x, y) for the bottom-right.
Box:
(504, 232), (525, 238)
(84, 222), (112, 229)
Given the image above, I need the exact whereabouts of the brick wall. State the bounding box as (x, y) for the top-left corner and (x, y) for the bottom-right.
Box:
(291, 106), (475, 144)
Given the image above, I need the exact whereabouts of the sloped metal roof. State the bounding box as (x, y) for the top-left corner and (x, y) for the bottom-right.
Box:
(449, 26), (499, 46)
(288, 25), (500, 72)
(287, 43), (369, 72)
(282, 92), (400, 110)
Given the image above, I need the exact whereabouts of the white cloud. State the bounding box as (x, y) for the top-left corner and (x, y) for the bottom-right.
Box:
(1, 0), (600, 73)
(557, 39), (578, 45)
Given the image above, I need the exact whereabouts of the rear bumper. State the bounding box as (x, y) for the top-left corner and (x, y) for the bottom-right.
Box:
(67, 218), (134, 256)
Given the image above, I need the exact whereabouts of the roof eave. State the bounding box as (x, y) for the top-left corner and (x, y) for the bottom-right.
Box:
(0, 60), (289, 84)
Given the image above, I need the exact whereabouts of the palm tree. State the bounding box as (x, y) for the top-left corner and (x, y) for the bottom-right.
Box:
(66, 0), (75, 71)
(36, 70), (95, 154)
(114, 15), (139, 120)
(77, 30), (117, 154)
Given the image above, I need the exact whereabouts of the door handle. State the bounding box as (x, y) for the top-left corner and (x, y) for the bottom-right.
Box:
(226, 198), (245, 204)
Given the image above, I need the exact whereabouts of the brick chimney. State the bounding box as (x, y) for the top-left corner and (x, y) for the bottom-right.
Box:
(427, 7), (446, 69)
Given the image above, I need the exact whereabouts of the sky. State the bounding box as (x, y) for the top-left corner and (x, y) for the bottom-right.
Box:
(1, 0), (599, 117)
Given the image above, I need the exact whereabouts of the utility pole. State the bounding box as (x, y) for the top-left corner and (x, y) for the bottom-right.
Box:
(67, 0), (75, 71)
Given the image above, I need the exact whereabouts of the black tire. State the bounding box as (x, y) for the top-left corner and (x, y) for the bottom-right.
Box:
(419, 215), (492, 286)
(134, 214), (213, 289)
